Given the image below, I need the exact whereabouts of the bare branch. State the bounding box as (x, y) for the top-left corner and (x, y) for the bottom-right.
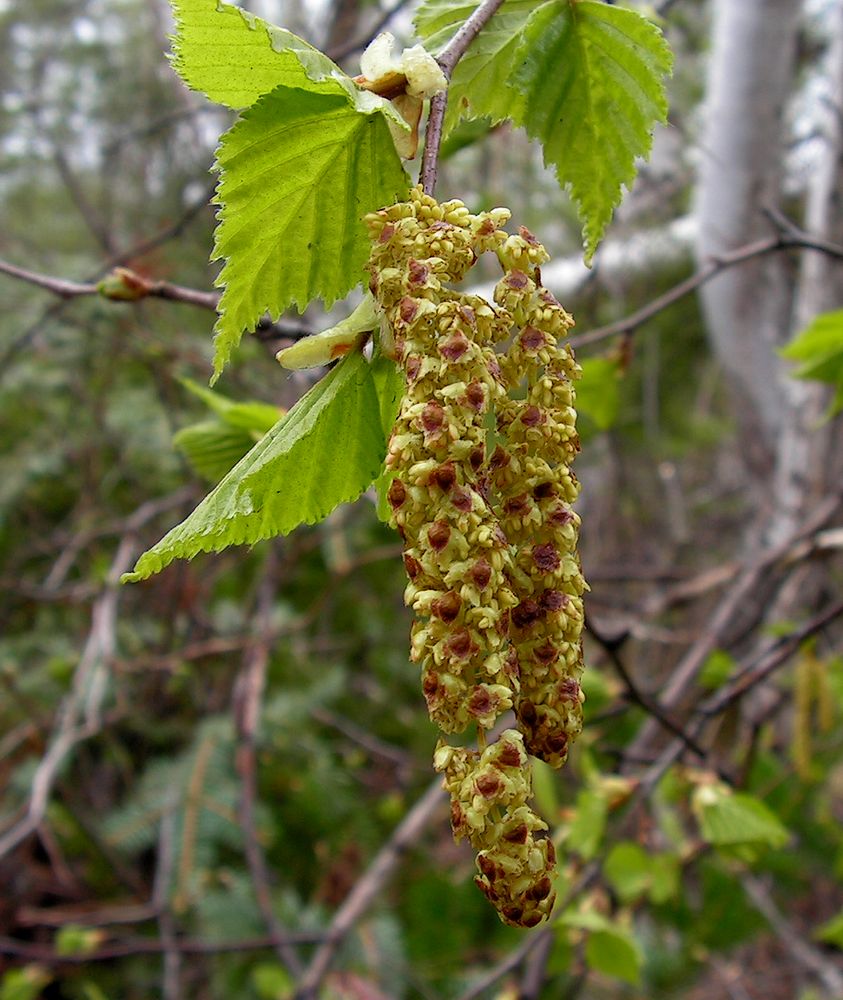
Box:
(0, 491), (191, 862)
(420, 0), (507, 195)
(0, 932), (325, 964)
(573, 231), (843, 349)
(742, 872), (843, 996)
(293, 776), (447, 999)
(328, 0), (415, 63)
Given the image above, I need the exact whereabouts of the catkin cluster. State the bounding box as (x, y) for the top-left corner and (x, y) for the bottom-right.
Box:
(365, 187), (585, 928)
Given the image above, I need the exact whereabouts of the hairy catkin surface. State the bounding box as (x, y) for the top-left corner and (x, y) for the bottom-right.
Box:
(365, 187), (584, 928)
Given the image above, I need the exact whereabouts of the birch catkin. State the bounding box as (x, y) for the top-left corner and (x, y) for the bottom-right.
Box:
(366, 187), (585, 927)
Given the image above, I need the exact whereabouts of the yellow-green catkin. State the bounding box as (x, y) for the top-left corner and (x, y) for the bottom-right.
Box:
(492, 230), (588, 768)
(365, 187), (584, 928)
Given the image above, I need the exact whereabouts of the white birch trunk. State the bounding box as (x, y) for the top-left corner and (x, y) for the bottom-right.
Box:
(769, 0), (843, 545)
(695, 0), (802, 454)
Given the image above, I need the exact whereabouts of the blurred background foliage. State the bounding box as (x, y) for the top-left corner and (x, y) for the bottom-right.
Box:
(1, 1), (843, 998)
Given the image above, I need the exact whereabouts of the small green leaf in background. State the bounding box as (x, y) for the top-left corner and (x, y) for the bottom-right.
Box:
(563, 911), (642, 985)
(604, 841), (680, 904)
(698, 649), (737, 690)
(55, 924), (103, 957)
(815, 909), (843, 948)
(565, 786), (608, 859)
(123, 351), (389, 581)
(586, 928), (642, 985)
(693, 785), (790, 851)
(174, 379), (283, 483)
(252, 962), (293, 1000)
(211, 85), (408, 380)
(576, 355), (622, 432)
(780, 308), (843, 415)
(0, 967), (52, 1000)
(604, 842), (651, 902)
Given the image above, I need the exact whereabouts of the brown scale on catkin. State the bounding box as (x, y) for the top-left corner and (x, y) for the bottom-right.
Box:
(365, 187), (583, 928)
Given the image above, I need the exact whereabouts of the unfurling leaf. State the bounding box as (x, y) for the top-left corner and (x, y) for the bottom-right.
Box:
(276, 294), (378, 370)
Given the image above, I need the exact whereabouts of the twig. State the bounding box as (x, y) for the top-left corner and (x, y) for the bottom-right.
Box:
(585, 614), (715, 766)
(328, 0), (414, 63)
(153, 813), (182, 1000)
(234, 555), (304, 977)
(0, 932), (325, 963)
(293, 776), (447, 999)
(420, 0), (507, 195)
(572, 232), (843, 348)
(635, 596), (843, 799)
(519, 930), (555, 1000)
(697, 598), (843, 718)
(0, 257), (217, 309)
(625, 495), (841, 766)
(742, 872), (843, 996)
(0, 492), (189, 861)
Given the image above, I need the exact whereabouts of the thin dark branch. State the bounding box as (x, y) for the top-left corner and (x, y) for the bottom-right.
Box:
(742, 873), (843, 996)
(420, 0), (507, 195)
(625, 495), (841, 765)
(698, 598), (843, 718)
(328, 0), (414, 63)
(0, 932), (325, 964)
(586, 614), (714, 765)
(573, 231), (843, 348)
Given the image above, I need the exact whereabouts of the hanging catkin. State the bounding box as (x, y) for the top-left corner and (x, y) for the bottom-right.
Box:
(366, 187), (585, 927)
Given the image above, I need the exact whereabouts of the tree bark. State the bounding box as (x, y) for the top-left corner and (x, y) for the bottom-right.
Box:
(694, 0), (802, 464)
(770, 0), (843, 545)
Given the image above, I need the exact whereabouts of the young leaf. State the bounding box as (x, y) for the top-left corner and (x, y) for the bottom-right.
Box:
(276, 294), (379, 371)
(170, 0), (391, 111)
(585, 928), (642, 985)
(179, 378), (282, 433)
(123, 352), (388, 582)
(693, 786), (790, 851)
(211, 86), (408, 381)
(815, 909), (843, 949)
(414, 0), (537, 133)
(576, 355), (621, 432)
(780, 308), (843, 415)
(174, 421), (263, 483)
(512, 0), (672, 261)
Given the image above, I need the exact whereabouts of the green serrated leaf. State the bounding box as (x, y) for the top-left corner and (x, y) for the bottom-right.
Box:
(780, 309), (843, 415)
(123, 352), (387, 582)
(415, 0), (537, 133)
(0, 967), (52, 1000)
(211, 86), (408, 381)
(512, 0), (672, 261)
(693, 786), (790, 851)
(170, 0), (402, 114)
